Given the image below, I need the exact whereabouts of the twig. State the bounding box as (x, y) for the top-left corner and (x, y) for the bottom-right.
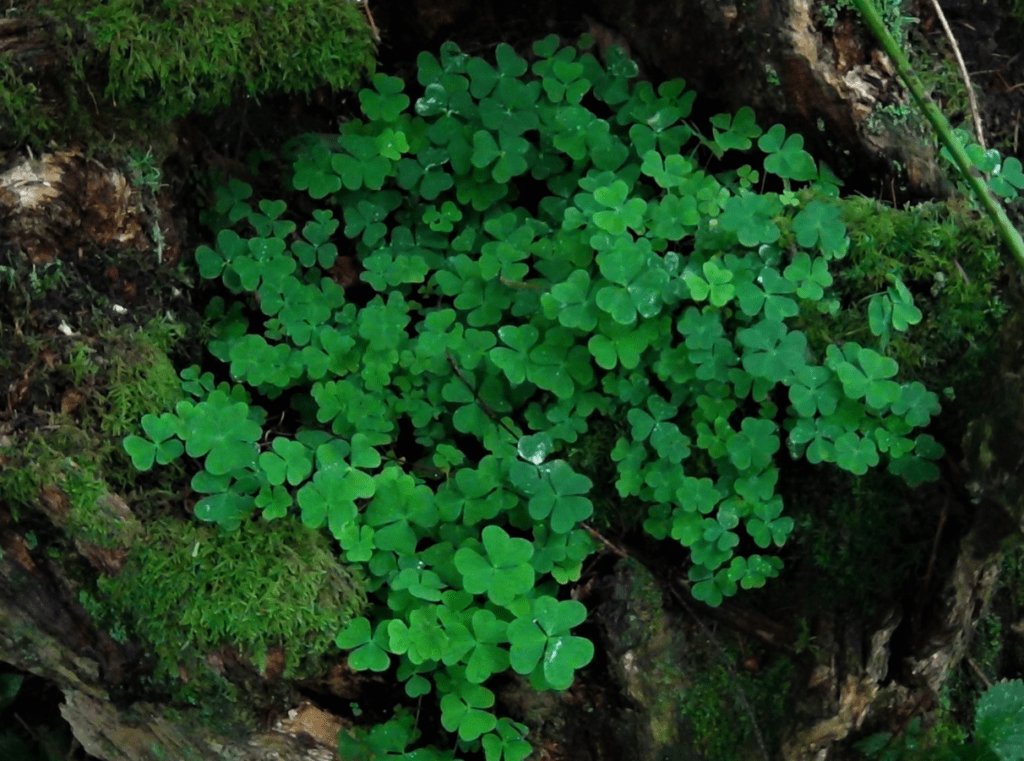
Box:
(928, 0), (985, 149)
(361, 0), (381, 43)
(966, 656), (993, 689)
(667, 583), (772, 761)
(445, 350), (497, 420)
(580, 522), (629, 558)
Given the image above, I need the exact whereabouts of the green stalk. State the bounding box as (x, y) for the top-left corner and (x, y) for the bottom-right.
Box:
(851, 0), (1024, 273)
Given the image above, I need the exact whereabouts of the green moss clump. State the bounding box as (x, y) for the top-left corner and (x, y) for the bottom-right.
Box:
(678, 647), (793, 761)
(92, 516), (367, 705)
(37, 0), (376, 121)
(800, 196), (1006, 395)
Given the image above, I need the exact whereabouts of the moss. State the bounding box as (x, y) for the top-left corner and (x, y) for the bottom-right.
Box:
(678, 643), (794, 761)
(798, 195), (1006, 397)
(92, 515), (368, 707)
(3, 0), (375, 150)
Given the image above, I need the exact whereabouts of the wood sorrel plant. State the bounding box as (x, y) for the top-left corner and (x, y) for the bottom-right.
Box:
(125, 35), (944, 759)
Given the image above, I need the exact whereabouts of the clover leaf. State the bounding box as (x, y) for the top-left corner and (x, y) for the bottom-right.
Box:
(683, 258), (735, 306)
(744, 496), (793, 548)
(792, 200), (846, 254)
(360, 74), (411, 123)
(440, 682), (497, 741)
(891, 381), (941, 427)
(759, 125), (819, 181)
(464, 609), (512, 683)
(454, 525), (535, 608)
(124, 412), (184, 471)
(724, 554), (783, 589)
(177, 391), (261, 476)
(783, 251), (834, 299)
(510, 459), (594, 534)
(834, 430), (880, 475)
(832, 345), (901, 410)
(541, 269), (600, 331)
(789, 365), (842, 417)
(737, 319), (808, 383)
(490, 324), (540, 385)
(482, 718), (532, 761)
(336, 617), (392, 672)
(727, 417), (779, 471)
(719, 193), (781, 247)
(507, 596), (593, 690)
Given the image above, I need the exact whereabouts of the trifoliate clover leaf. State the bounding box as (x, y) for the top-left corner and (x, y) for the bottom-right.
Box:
(298, 461), (375, 538)
(677, 306), (724, 351)
(835, 346), (901, 409)
(388, 606), (448, 665)
(834, 431), (880, 475)
(888, 279), (923, 331)
(440, 682), (497, 742)
(676, 476), (723, 515)
(888, 435), (944, 486)
(759, 125), (819, 181)
(471, 130), (531, 183)
(990, 156), (1024, 199)
(178, 391), (261, 475)
(725, 554), (783, 589)
(337, 707), (418, 760)
(683, 259), (735, 306)
(259, 437), (313, 486)
(336, 617), (392, 672)
(490, 324), (540, 385)
(719, 193), (782, 247)
(290, 139), (342, 199)
(454, 525), (535, 608)
(891, 381), (941, 427)
(792, 199), (846, 253)
(123, 413), (184, 471)
(463, 609), (512, 683)
(508, 596), (593, 690)
(359, 74), (410, 123)
(738, 266), (799, 322)
(789, 365), (841, 417)
(527, 328), (595, 400)
(588, 315), (664, 370)
(542, 269), (600, 331)
(783, 251), (834, 299)
(744, 496), (793, 548)
(592, 179), (647, 234)
(526, 459), (594, 534)
(363, 468), (436, 554)
(710, 106), (762, 151)
(727, 417), (779, 471)
(482, 718), (532, 761)
(737, 319), (808, 383)
(688, 564), (736, 607)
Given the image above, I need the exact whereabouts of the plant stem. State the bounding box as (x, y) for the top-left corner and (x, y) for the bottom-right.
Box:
(851, 0), (1024, 274)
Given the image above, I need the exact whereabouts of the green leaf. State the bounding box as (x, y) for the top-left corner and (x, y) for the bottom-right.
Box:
(454, 525), (535, 608)
(336, 617), (392, 672)
(834, 346), (901, 410)
(490, 324), (540, 385)
(737, 320), (808, 383)
(508, 596), (593, 689)
(440, 682), (497, 741)
(359, 73), (410, 122)
(759, 125), (819, 181)
(726, 417), (779, 471)
(719, 193), (781, 247)
(792, 200), (846, 253)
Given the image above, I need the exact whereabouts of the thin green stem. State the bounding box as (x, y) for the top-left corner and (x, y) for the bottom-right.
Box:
(850, 0), (1024, 273)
